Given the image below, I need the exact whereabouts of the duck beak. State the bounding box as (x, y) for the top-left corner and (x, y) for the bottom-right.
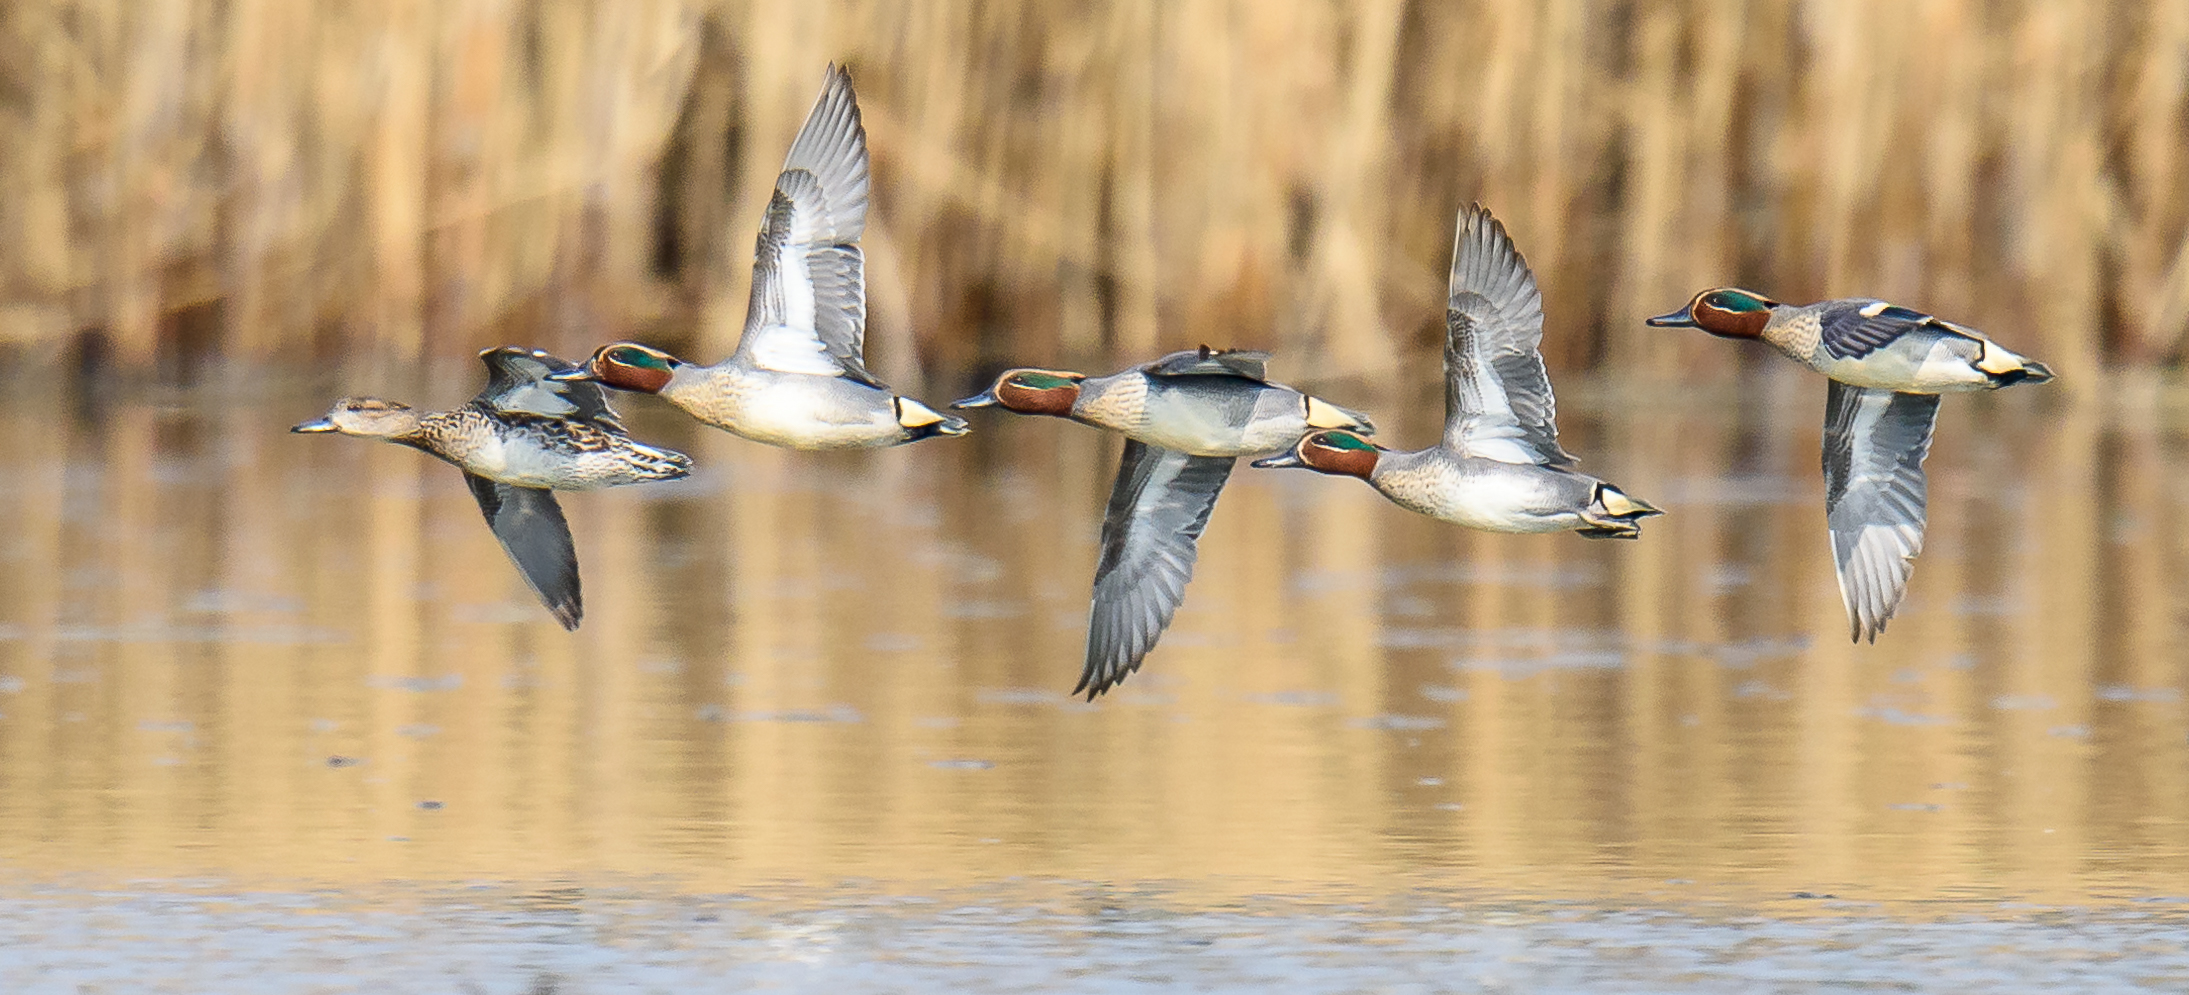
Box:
(1251, 452), (1305, 469)
(950, 389), (1000, 410)
(544, 368), (597, 383)
(1644, 305), (1697, 328)
(290, 418), (337, 433)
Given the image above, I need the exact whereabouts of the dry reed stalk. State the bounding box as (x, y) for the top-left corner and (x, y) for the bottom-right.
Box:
(0, 0), (2181, 380)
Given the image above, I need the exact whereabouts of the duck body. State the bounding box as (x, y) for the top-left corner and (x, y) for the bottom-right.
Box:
(1648, 287), (2055, 642)
(1649, 289), (2054, 393)
(1756, 300), (2052, 392)
(652, 359), (960, 450)
(1367, 450), (1640, 535)
(294, 346), (693, 630)
(558, 66), (967, 451)
(952, 346), (1376, 698)
(401, 406), (691, 490)
(1065, 352), (1374, 457)
(1255, 203), (1661, 541)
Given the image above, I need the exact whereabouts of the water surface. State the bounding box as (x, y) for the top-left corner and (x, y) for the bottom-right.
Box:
(0, 371), (2182, 990)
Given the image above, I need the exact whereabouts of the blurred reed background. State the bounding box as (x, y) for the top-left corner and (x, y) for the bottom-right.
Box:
(4, 0), (2189, 907)
(0, 0), (2186, 387)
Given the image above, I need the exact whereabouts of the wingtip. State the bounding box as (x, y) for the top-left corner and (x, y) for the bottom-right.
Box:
(1078, 643), (1138, 700)
(1446, 200), (1531, 307)
(550, 601), (582, 631)
(1072, 665), (1104, 700)
(1848, 605), (1893, 644)
(1454, 200), (1504, 243)
(819, 61), (858, 110)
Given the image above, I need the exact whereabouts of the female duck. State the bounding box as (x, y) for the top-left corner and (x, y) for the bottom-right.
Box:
(554, 66), (965, 449)
(1255, 203), (1661, 538)
(1647, 288), (2053, 642)
(294, 347), (691, 629)
(953, 347), (1375, 699)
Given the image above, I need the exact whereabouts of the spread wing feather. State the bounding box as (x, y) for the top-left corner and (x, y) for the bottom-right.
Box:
(1442, 204), (1574, 466)
(466, 473), (582, 631)
(1080, 442), (1236, 698)
(474, 347), (622, 430)
(734, 64), (879, 386)
(1822, 381), (1940, 642)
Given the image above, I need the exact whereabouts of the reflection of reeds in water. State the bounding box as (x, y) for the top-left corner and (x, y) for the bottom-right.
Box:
(1, 2), (2185, 380)
(0, 384), (2181, 900)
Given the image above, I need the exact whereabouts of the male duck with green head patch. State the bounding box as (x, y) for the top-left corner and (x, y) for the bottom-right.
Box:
(953, 346), (1377, 699)
(1648, 287), (2054, 642)
(553, 66), (967, 450)
(1255, 203), (1662, 542)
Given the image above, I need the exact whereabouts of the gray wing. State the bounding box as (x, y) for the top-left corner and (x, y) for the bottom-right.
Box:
(1081, 441), (1236, 699)
(1822, 381), (1940, 643)
(1817, 300), (1938, 360)
(466, 473), (581, 631)
(474, 347), (623, 430)
(1143, 347), (1270, 381)
(1443, 203), (1574, 466)
(733, 64), (879, 386)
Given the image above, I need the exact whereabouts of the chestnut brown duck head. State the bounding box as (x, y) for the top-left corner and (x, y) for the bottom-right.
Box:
(1251, 429), (1383, 479)
(951, 369), (1087, 418)
(551, 343), (682, 395)
(1646, 287), (1781, 340)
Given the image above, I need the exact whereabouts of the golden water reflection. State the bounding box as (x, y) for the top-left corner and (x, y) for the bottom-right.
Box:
(0, 372), (2182, 905)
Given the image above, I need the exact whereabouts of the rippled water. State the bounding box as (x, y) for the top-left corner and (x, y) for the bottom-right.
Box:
(0, 369), (2183, 991)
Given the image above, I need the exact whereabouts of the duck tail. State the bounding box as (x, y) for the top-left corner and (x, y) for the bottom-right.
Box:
(1577, 483), (1662, 540)
(895, 396), (971, 442)
(1976, 343), (2054, 387)
(1987, 359), (2053, 387)
(629, 441), (695, 481)
(1304, 395), (1377, 435)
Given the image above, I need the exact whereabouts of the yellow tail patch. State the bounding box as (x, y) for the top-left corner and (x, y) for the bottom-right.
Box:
(1599, 489), (1661, 518)
(1974, 343), (2023, 376)
(895, 398), (947, 429)
(1305, 396), (1358, 430)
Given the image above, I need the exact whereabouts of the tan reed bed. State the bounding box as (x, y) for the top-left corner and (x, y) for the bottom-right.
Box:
(0, 0), (2181, 387)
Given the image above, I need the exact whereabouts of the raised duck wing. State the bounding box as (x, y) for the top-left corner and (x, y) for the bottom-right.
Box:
(1822, 380), (1940, 643)
(1142, 347), (1271, 382)
(465, 473), (582, 631)
(1081, 440), (1236, 699)
(734, 64), (880, 386)
(474, 346), (623, 431)
(1442, 203), (1574, 466)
